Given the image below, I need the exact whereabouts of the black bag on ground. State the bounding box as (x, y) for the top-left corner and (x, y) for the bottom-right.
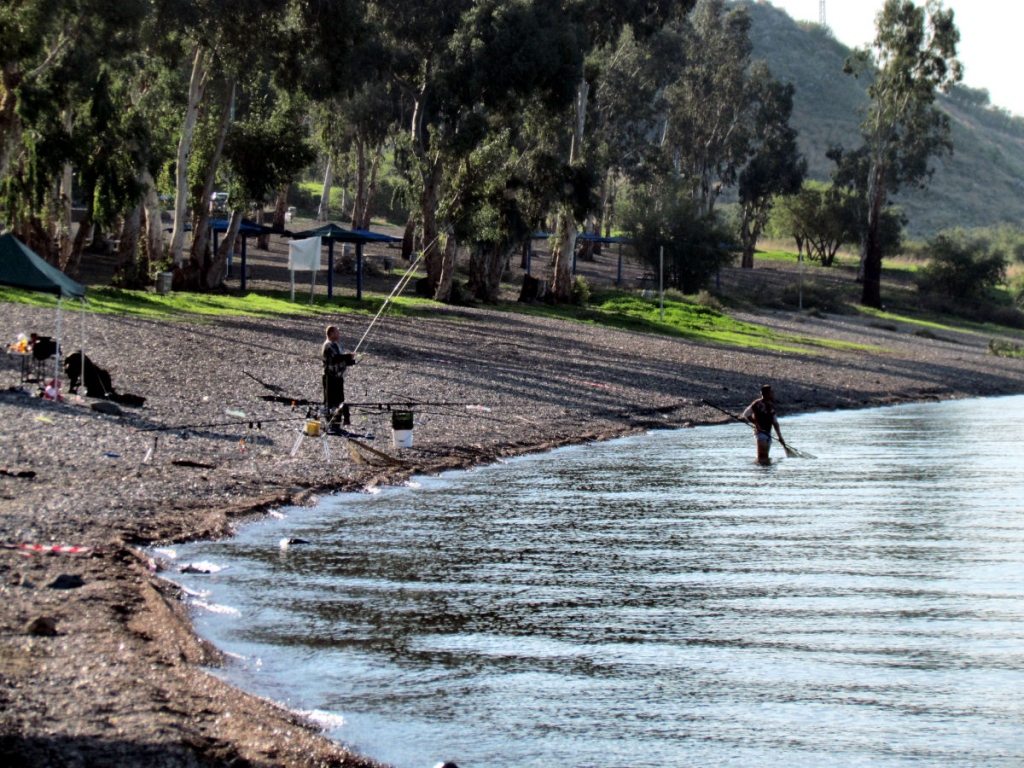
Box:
(64, 351), (114, 398)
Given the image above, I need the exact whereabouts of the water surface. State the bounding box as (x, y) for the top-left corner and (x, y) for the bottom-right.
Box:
(172, 396), (1024, 767)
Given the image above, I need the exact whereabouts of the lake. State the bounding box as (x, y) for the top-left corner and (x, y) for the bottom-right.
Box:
(169, 395), (1024, 767)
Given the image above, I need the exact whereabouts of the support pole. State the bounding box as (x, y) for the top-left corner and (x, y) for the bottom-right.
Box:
(659, 245), (664, 322)
(328, 239), (335, 299)
(240, 235), (248, 291)
(356, 242), (364, 300)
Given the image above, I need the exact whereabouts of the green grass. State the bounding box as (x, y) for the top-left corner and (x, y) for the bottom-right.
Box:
(856, 305), (1024, 339)
(0, 284), (434, 321)
(506, 289), (883, 354)
(1, 283), (887, 354)
(755, 249), (800, 263)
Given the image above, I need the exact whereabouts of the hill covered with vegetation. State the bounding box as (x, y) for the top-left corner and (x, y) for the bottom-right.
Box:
(744, 0), (1024, 238)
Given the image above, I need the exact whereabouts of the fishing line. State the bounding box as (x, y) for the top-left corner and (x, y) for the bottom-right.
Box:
(353, 249), (424, 356)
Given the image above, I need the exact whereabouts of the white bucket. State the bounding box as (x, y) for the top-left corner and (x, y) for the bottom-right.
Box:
(392, 429), (413, 449)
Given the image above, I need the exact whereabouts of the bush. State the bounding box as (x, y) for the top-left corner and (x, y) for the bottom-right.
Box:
(621, 188), (735, 294)
(571, 275), (591, 306)
(917, 231), (1008, 301)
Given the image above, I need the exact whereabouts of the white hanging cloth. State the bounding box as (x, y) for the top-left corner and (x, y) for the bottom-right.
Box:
(288, 236), (322, 303)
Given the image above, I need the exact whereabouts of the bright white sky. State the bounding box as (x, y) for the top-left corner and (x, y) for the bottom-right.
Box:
(766, 0), (1023, 116)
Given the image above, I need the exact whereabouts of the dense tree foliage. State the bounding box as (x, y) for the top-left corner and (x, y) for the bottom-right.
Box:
(7, 0), (947, 307)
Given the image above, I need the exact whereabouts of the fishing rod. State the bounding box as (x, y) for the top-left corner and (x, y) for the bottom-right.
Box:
(701, 398), (815, 460)
(134, 413), (308, 434)
(353, 249), (424, 356)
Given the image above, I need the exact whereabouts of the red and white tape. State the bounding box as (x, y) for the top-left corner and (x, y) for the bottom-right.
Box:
(4, 543), (94, 554)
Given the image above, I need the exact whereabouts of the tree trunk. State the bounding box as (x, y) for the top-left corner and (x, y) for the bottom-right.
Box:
(860, 163), (885, 308)
(550, 210), (577, 302)
(434, 233), (456, 302)
(204, 209), (242, 289)
(551, 74), (588, 303)
(0, 67), (24, 183)
(272, 185), (289, 230)
(351, 137), (366, 228)
(358, 145), (383, 229)
(116, 201), (144, 288)
(69, 215), (92, 276)
(188, 78), (235, 277)
(142, 169), (163, 270)
(58, 104), (74, 270)
(421, 158), (444, 289)
(170, 45), (209, 267)
(402, 215), (416, 261)
(317, 157), (332, 222)
(469, 241), (515, 303)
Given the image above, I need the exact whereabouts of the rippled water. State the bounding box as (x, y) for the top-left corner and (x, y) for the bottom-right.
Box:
(172, 396), (1024, 767)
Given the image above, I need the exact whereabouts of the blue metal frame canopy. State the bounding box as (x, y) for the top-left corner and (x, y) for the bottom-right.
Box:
(289, 224), (401, 300)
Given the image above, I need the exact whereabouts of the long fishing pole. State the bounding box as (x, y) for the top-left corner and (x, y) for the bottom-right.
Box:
(352, 249), (424, 356)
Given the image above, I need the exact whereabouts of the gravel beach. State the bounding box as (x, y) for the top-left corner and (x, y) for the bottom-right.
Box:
(2, 251), (1024, 766)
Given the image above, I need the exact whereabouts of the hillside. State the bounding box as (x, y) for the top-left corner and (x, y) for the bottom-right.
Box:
(743, 0), (1024, 238)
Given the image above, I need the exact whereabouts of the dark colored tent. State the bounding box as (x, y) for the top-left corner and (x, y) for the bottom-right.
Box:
(290, 224), (401, 300)
(0, 233), (86, 298)
(0, 233), (87, 394)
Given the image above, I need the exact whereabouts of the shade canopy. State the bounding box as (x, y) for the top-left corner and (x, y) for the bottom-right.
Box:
(209, 218), (283, 235)
(577, 233), (631, 245)
(0, 233), (86, 299)
(290, 223), (400, 244)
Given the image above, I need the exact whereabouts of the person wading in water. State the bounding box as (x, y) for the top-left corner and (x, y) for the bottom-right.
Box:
(743, 384), (786, 465)
(322, 325), (355, 433)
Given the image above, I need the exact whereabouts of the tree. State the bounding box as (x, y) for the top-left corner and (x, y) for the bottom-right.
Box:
(662, 0), (753, 218)
(735, 62), (805, 269)
(844, 0), (961, 308)
(773, 183), (854, 267)
(547, 0), (695, 304)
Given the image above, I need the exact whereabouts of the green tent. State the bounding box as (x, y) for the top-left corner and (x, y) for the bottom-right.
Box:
(0, 233), (87, 395)
(0, 233), (86, 298)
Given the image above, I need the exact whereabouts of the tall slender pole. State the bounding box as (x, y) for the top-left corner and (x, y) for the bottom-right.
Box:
(659, 245), (664, 322)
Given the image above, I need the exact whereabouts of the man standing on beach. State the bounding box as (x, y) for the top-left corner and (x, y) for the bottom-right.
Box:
(743, 384), (785, 465)
(322, 325), (355, 431)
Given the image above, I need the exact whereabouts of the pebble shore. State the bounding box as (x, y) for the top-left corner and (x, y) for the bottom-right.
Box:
(2, 280), (1023, 766)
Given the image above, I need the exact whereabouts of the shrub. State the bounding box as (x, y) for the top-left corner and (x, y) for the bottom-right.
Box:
(571, 275), (591, 306)
(621, 188), (735, 294)
(917, 231), (1008, 301)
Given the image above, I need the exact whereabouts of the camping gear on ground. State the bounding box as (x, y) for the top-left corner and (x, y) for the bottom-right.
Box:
(391, 410), (414, 448)
(0, 233), (86, 394)
(63, 351), (146, 407)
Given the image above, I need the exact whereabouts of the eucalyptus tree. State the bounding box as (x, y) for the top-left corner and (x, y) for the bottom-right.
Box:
(0, 0), (151, 263)
(152, 0), (295, 271)
(661, 0), (753, 218)
(587, 25), (686, 239)
(735, 63), (806, 269)
(843, 0), (961, 308)
(373, 0), (583, 301)
(188, 89), (316, 289)
(546, 0), (693, 303)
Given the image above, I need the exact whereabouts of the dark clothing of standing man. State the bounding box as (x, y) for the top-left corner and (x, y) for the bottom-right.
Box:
(322, 325), (354, 427)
